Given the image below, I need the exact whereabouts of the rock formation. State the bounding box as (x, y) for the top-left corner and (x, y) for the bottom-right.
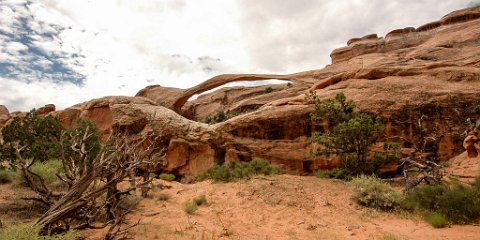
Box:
(330, 6), (480, 64)
(0, 105), (9, 128)
(3, 6), (480, 178)
(136, 74), (307, 113)
(52, 96), (223, 180)
(36, 104), (56, 115)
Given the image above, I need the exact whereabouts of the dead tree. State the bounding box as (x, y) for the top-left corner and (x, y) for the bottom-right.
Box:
(11, 126), (164, 239)
(399, 157), (444, 192)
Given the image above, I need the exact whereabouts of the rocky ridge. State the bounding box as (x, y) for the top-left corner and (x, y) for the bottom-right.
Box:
(2, 6), (480, 178)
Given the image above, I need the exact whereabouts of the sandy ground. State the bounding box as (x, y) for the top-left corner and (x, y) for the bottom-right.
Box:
(78, 175), (479, 240)
(1, 152), (479, 240)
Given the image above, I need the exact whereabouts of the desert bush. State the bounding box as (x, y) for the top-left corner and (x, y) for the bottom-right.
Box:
(1, 110), (63, 163)
(250, 158), (280, 175)
(183, 200), (198, 214)
(198, 163), (233, 182)
(194, 194), (207, 206)
(315, 168), (347, 179)
(205, 111), (226, 124)
(425, 212), (448, 228)
(198, 159), (280, 182)
(0, 223), (77, 240)
(402, 184), (447, 211)
(0, 168), (14, 184)
(265, 87), (279, 93)
(308, 92), (385, 176)
(350, 175), (402, 210)
(159, 173), (176, 181)
(403, 183), (480, 224)
(157, 193), (170, 201)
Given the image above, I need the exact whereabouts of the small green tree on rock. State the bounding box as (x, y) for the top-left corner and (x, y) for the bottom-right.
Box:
(308, 92), (383, 176)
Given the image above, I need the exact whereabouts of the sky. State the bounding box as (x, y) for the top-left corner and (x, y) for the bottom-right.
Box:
(0, 0), (477, 112)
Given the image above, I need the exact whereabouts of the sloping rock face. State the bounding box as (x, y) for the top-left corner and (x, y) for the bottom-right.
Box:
(331, 6), (480, 64)
(53, 96), (223, 180)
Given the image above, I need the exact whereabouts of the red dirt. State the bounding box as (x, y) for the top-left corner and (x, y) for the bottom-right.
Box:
(85, 175), (479, 240)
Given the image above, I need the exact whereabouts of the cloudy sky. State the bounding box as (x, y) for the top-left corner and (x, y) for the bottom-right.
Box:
(0, 0), (477, 112)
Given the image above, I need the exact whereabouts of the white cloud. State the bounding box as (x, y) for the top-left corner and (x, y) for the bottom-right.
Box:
(0, 0), (473, 112)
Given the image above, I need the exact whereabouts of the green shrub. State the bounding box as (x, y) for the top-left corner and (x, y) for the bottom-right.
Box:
(250, 158), (280, 175)
(315, 168), (347, 179)
(159, 173), (176, 181)
(265, 87), (279, 93)
(197, 163), (234, 182)
(0, 168), (14, 184)
(425, 212), (448, 228)
(403, 183), (480, 224)
(194, 194), (207, 206)
(0, 223), (77, 240)
(183, 200), (198, 214)
(350, 175), (402, 210)
(402, 184), (447, 211)
(1, 110), (63, 163)
(198, 159), (280, 182)
(157, 193), (170, 201)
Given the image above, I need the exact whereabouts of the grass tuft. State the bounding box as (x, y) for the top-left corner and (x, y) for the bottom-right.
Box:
(425, 212), (448, 228)
(0, 222), (77, 240)
(183, 200), (198, 214)
(159, 173), (176, 181)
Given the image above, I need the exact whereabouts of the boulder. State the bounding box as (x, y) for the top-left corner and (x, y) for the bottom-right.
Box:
(36, 104), (56, 115)
(54, 96), (223, 179)
(0, 105), (9, 127)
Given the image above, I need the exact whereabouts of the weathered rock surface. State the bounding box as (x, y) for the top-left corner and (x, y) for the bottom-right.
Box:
(184, 83), (304, 121)
(331, 6), (480, 64)
(53, 96), (223, 179)
(2, 6), (480, 177)
(187, 6), (480, 174)
(0, 105), (9, 128)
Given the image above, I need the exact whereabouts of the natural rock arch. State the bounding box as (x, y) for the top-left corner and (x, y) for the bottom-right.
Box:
(136, 73), (296, 113)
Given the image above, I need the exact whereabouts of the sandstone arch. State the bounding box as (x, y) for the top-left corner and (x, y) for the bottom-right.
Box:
(136, 73), (296, 113)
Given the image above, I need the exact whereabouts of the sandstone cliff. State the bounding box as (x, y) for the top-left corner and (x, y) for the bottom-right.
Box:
(4, 6), (479, 178)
